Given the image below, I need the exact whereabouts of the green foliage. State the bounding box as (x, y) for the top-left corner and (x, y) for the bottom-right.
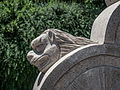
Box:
(0, 0), (106, 90)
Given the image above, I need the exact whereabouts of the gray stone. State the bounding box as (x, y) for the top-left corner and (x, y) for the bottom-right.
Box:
(105, 0), (120, 6)
(27, 1), (120, 90)
(27, 29), (94, 72)
(37, 44), (120, 90)
(90, 1), (120, 44)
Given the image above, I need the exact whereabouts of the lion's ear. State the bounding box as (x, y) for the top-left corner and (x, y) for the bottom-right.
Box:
(48, 30), (56, 44)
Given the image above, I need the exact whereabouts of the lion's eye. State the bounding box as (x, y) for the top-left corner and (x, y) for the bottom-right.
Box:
(35, 43), (47, 53)
(40, 37), (48, 43)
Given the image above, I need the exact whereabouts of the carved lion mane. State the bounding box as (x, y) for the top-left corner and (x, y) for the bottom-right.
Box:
(27, 29), (94, 72)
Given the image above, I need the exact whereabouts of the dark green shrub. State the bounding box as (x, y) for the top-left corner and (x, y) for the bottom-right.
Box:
(0, 0), (106, 90)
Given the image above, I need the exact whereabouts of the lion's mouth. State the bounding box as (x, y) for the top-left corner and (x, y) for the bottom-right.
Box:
(30, 54), (49, 68)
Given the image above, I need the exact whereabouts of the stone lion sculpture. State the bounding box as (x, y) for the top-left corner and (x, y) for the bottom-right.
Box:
(27, 29), (94, 72)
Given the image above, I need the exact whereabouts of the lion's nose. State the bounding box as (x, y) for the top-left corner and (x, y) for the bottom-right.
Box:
(27, 50), (34, 61)
(31, 40), (35, 49)
(31, 36), (41, 50)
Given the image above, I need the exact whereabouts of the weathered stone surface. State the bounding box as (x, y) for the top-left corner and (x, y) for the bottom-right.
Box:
(90, 1), (120, 44)
(67, 67), (120, 90)
(27, 1), (120, 90)
(27, 29), (94, 72)
(37, 44), (120, 90)
(105, 0), (120, 6)
(32, 43), (120, 90)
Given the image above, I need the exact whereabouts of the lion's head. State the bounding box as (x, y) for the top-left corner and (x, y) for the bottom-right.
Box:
(27, 29), (94, 72)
